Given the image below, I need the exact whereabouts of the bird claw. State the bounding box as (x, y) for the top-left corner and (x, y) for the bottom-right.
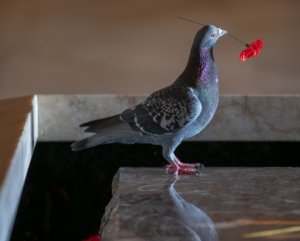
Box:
(165, 163), (204, 175)
(178, 162), (204, 169)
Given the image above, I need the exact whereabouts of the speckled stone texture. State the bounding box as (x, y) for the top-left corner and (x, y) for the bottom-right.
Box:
(38, 95), (300, 141)
(101, 167), (300, 241)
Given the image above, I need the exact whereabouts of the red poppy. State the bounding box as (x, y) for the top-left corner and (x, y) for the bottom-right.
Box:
(82, 234), (100, 241)
(240, 39), (263, 61)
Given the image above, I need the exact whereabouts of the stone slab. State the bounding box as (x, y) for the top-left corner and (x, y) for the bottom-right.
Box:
(0, 96), (38, 241)
(38, 95), (300, 141)
(101, 167), (300, 241)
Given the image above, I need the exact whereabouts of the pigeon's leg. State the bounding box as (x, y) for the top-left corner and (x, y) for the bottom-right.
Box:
(166, 163), (202, 175)
(166, 155), (203, 175)
(174, 156), (204, 169)
(163, 147), (202, 175)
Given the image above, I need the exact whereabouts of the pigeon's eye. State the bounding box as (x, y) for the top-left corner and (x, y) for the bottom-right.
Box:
(210, 33), (216, 39)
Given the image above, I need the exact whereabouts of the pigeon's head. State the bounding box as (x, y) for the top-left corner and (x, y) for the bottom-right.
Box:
(196, 25), (227, 48)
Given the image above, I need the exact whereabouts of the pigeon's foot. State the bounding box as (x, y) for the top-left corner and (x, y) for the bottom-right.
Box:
(177, 161), (204, 169)
(165, 164), (202, 175)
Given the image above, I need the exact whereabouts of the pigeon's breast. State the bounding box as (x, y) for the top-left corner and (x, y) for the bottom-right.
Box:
(182, 79), (219, 139)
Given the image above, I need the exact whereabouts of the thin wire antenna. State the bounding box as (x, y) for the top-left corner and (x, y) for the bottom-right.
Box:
(227, 33), (248, 46)
(177, 17), (205, 26)
(178, 16), (248, 46)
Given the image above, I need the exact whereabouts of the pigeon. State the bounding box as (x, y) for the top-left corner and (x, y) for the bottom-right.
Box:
(71, 25), (227, 175)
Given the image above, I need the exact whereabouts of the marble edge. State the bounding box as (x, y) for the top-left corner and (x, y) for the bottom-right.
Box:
(0, 96), (34, 185)
(99, 169), (122, 235)
(37, 94), (300, 141)
(0, 95), (38, 241)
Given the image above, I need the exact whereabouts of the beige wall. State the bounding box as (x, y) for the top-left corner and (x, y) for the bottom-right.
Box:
(0, 0), (299, 99)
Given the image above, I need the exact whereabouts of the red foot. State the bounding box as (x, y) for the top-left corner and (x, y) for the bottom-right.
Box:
(177, 161), (203, 169)
(166, 164), (203, 175)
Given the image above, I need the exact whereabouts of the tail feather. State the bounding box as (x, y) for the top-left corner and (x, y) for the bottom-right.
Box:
(71, 134), (117, 151)
(71, 132), (143, 151)
(80, 114), (122, 133)
(71, 114), (143, 151)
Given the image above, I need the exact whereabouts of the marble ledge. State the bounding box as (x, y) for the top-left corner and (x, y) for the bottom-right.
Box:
(100, 167), (300, 241)
(0, 96), (38, 241)
(38, 94), (300, 141)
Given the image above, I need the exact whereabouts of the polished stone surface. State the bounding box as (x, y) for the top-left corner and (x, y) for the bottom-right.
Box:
(101, 167), (300, 241)
(38, 95), (300, 141)
(0, 96), (38, 241)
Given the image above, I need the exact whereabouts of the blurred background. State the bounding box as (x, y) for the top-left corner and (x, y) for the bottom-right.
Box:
(0, 0), (299, 99)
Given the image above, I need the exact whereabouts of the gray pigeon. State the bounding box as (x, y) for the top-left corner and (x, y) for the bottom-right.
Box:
(71, 25), (227, 175)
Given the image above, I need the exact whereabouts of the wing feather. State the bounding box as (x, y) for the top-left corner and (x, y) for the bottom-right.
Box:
(121, 85), (202, 135)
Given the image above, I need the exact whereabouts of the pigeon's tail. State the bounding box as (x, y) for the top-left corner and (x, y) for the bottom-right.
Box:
(79, 114), (122, 133)
(71, 134), (106, 151)
(71, 114), (141, 151)
(71, 134), (124, 151)
(71, 132), (142, 151)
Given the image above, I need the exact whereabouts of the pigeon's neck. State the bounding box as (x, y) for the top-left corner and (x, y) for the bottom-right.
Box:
(176, 45), (216, 87)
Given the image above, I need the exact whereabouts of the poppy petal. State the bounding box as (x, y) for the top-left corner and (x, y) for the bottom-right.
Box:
(240, 39), (263, 61)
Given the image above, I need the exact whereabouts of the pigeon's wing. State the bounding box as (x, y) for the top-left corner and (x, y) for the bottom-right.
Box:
(121, 86), (202, 135)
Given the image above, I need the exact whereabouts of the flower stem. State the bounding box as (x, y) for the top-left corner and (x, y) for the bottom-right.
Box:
(227, 33), (249, 47)
(177, 17), (205, 26)
(178, 16), (249, 47)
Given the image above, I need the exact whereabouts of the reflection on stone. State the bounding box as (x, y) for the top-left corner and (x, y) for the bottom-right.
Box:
(101, 169), (218, 241)
(165, 176), (218, 241)
(100, 167), (300, 241)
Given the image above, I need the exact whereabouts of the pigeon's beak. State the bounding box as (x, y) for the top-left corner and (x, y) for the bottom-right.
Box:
(218, 28), (227, 37)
